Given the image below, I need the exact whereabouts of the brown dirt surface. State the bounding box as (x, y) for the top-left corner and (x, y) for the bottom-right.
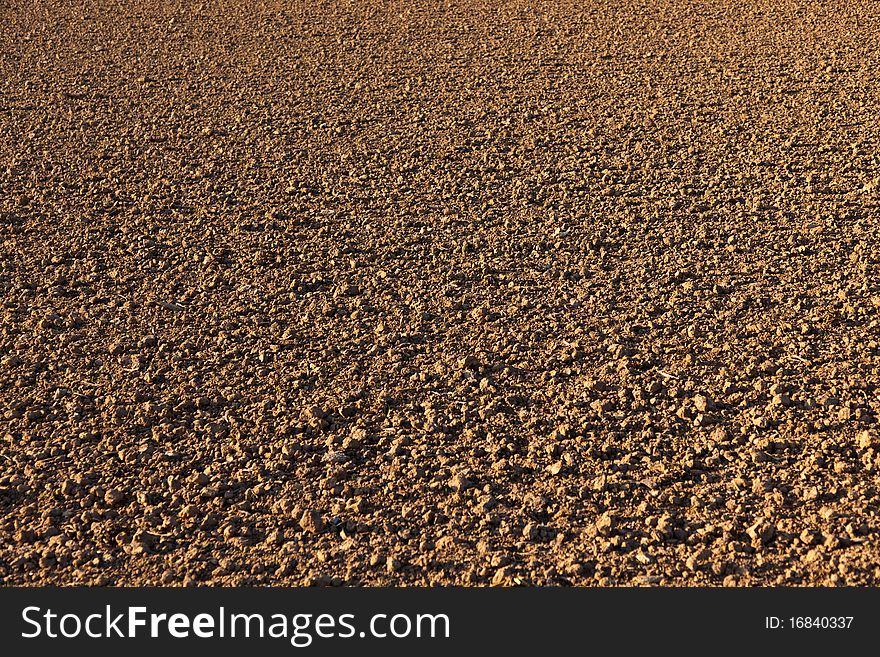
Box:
(2, 0), (880, 587)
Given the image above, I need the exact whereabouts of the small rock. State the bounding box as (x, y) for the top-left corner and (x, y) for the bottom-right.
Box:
(857, 430), (877, 449)
(818, 506), (837, 521)
(655, 513), (675, 538)
(299, 509), (324, 534)
(322, 450), (349, 464)
(449, 473), (472, 492)
(693, 394), (714, 412)
(686, 548), (711, 571)
(552, 423), (572, 440)
(132, 530), (159, 554)
(563, 560), (588, 576)
(104, 489), (125, 506)
(635, 551), (653, 565)
(746, 519), (776, 545)
(436, 536), (456, 551)
(596, 512), (616, 537)
(491, 565), (515, 586)
(799, 529), (820, 546)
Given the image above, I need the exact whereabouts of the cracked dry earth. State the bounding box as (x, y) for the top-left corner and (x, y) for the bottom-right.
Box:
(2, 0), (880, 587)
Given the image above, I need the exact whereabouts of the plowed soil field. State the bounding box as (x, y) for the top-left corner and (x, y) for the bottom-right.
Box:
(2, 0), (880, 586)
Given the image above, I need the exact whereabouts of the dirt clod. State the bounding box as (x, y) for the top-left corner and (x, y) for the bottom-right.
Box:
(299, 510), (324, 534)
